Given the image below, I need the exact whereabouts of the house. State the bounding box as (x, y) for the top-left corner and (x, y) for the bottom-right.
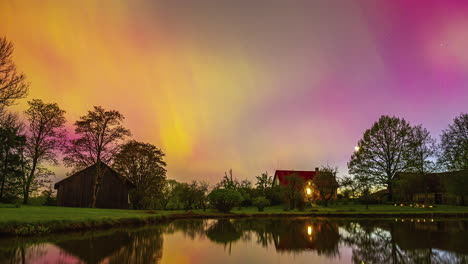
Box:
(54, 163), (135, 209)
(393, 170), (468, 205)
(273, 168), (338, 200)
(273, 169), (319, 186)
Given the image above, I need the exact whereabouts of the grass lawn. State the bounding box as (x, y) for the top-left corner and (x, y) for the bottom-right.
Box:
(1, 203), (468, 235)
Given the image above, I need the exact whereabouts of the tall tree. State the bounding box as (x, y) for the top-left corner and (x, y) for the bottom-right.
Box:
(0, 112), (25, 201)
(439, 113), (468, 170)
(64, 106), (131, 207)
(348, 115), (414, 200)
(113, 140), (166, 209)
(312, 165), (339, 207)
(0, 37), (28, 111)
(255, 171), (273, 196)
(21, 99), (66, 204)
(408, 125), (437, 174)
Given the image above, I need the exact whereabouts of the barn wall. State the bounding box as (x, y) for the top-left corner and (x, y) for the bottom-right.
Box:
(57, 168), (93, 207)
(56, 165), (130, 209)
(96, 168), (130, 209)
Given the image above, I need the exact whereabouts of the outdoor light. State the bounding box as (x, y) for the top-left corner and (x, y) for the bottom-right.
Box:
(354, 146), (360, 152)
(307, 226), (312, 236)
(306, 188), (312, 195)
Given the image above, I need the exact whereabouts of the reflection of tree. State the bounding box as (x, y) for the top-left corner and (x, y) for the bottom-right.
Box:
(230, 218), (340, 257)
(341, 220), (468, 264)
(107, 228), (164, 264)
(0, 243), (47, 264)
(164, 219), (207, 240)
(3, 219), (468, 264)
(206, 219), (242, 254)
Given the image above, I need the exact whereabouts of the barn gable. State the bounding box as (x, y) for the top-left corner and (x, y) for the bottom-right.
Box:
(54, 163), (135, 209)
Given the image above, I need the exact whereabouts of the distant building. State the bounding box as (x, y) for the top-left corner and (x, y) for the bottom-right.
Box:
(273, 168), (338, 200)
(393, 170), (468, 205)
(54, 163), (135, 209)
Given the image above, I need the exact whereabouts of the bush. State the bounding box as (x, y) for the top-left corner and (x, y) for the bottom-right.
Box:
(265, 186), (282, 205)
(208, 188), (243, 213)
(253, 197), (270, 212)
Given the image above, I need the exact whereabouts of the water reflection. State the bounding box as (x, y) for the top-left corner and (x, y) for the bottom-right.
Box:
(1, 218), (468, 264)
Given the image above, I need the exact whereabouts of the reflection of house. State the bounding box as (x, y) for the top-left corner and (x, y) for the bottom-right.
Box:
(394, 170), (468, 205)
(273, 220), (340, 256)
(273, 169), (338, 200)
(54, 163), (135, 208)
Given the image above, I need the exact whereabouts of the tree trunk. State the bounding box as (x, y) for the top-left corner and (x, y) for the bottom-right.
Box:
(388, 184), (393, 202)
(23, 158), (37, 205)
(23, 187), (29, 204)
(0, 176), (5, 200)
(0, 152), (7, 200)
(91, 161), (102, 208)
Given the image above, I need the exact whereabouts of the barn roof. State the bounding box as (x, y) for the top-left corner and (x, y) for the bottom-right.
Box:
(273, 170), (317, 185)
(54, 162), (135, 189)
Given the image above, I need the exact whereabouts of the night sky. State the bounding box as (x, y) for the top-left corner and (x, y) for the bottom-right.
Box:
(2, 0), (468, 183)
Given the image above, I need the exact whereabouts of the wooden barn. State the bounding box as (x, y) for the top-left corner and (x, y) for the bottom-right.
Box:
(54, 163), (135, 209)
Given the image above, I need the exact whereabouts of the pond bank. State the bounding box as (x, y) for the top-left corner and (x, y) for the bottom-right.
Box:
(2, 205), (468, 236)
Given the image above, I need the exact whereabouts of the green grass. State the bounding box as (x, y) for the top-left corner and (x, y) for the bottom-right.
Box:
(1, 204), (468, 236)
(230, 204), (468, 214)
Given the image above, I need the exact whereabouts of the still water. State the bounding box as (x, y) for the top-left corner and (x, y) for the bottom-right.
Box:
(1, 218), (468, 264)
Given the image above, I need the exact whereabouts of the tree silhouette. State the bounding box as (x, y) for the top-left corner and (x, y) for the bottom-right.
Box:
(64, 106), (131, 208)
(0, 112), (25, 201)
(312, 165), (339, 206)
(21, 99), (66, 204)
(113, 140), (166, 209)
(439, 113), (468, 170)
(0, 37), (28, 111)
(348, 115), (415, 200)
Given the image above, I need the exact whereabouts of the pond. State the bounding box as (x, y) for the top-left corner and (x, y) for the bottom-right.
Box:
(1, 217), (468, 264)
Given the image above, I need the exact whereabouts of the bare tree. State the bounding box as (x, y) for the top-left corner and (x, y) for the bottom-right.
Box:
(0, 37), (28, 111)
(408, 125), (437, 174)
(22, 99), (66, 204)
(439, 113), (468, 170)
(348, 115), (415, 201)
(64, 106), (131, 207)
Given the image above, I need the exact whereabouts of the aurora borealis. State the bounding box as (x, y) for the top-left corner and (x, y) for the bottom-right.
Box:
(2, 0), (468, 183)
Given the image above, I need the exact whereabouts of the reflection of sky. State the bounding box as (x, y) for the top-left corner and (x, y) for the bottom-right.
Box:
(162, 228), (352, 264)
(2, 1), (468, 182)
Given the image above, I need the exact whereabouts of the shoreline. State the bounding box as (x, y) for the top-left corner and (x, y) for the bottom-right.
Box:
(2, 210), (468, 237)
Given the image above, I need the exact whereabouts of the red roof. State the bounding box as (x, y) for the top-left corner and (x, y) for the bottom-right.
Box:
(274, 170), (317, 185)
